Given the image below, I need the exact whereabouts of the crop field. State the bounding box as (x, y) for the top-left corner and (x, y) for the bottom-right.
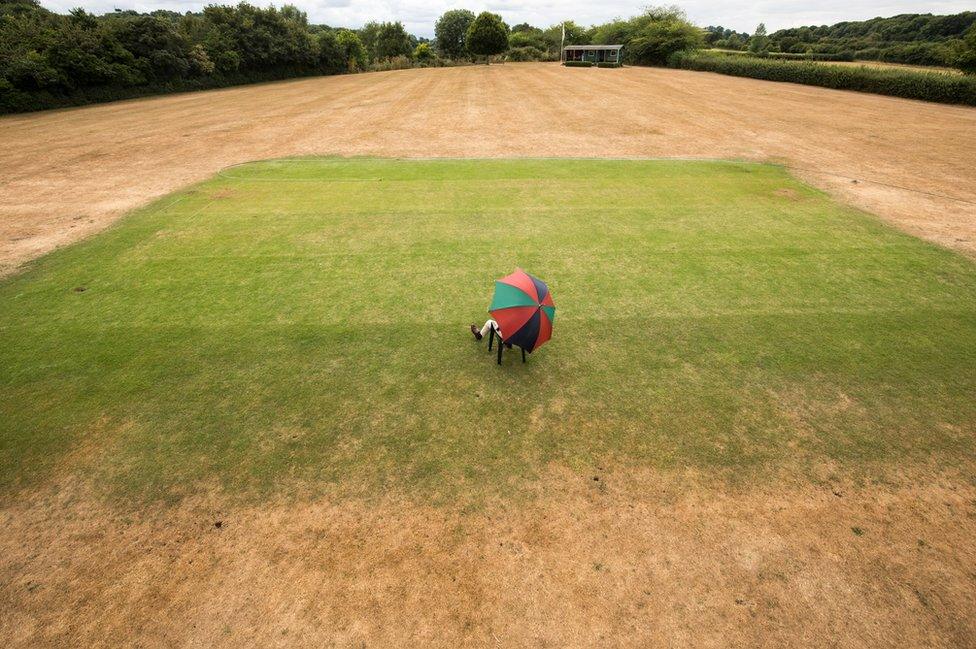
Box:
(2, 157), (975, 646)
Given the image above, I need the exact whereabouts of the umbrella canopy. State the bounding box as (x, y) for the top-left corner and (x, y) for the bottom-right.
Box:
(488, 269), (556, 353)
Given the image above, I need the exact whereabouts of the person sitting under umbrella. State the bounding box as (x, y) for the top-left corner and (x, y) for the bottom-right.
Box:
(469, 269), (555, 360)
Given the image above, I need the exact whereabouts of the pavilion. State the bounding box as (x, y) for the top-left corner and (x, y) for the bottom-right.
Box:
(562, 45), (623, 65)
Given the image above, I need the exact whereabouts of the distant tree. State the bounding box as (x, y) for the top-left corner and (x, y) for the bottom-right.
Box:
(0, 0), (388, 113)
(589, 19), (630, 47)
(358, 21), (381, 61)
(0, 0), (44, 17)
(434, 9), (475, 59)
(372, 21), (412, 60)
(466, 11), (508, 63)
(725, 33), (744, 50)
(541, 20), (588, 55)
(509, 29), (547, 51)
(959, 23), (976, 73)
(590, 6), (702, 65)
(109, 15), (192, 80)
(279, 4), (307, 28)
(201, 3), (315, 70)
(764, 12), (975, 66)
(336, 29), (366, 71)
(748, 22), (768, 53)
(316, 29), (345, 73)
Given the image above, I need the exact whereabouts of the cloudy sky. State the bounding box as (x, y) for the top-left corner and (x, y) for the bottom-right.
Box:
(38, 0), (976, 37)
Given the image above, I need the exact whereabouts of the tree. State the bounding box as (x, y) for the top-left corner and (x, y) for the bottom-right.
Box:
(542, 20), (588, 56)
(201, 3), (315, 70)
(958, 23), (976, 73)
(358, 21), (381, 61)
(466, 12), (508, 63)
(336, 29), (366, 71)
(316, 30), (345, 73)
(509, 30), (546, 51)
(371, 21), (412, 60)
(748, 22), (768, 53)
(434, 9), (475, 59)
(590, 7), (702, 65)
(109, 15), (192, 81)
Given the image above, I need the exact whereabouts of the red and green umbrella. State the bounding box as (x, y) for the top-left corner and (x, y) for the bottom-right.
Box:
(489, 269), (555, 353)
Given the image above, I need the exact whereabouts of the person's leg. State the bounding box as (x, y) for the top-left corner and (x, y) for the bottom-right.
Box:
(469, 319), (499, 341)
(480, 319), (498, 338)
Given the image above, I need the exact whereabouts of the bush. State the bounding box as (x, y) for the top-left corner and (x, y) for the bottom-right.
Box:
(596, 62), (622, 68)
(563, 60), (593, 67)
(767, 51), (854, 62)
(365, 55), (465, 72)
(669, 51), (976, 105)
(0, 66), (323, 113)
(366, 55), (413, 72)
(413, 42), (434, 62)
(506, 46), (550, 62)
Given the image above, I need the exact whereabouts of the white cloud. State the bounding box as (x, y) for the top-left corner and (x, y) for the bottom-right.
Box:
(38, 0), (976, 37)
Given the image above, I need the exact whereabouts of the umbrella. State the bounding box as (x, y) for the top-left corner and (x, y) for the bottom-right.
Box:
(488, 269), (556, 353)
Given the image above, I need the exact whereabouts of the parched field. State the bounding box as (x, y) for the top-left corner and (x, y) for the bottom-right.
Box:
(1, 63), (976, 278)
(2, 158), (975, 646)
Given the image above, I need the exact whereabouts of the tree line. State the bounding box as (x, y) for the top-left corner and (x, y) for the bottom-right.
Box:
(706, 12), (976, 68)
(2, 0), (975, 114)
(0, 0), (429, 112)
(0, 2), (700, 112)
(436, 7), (702, 65)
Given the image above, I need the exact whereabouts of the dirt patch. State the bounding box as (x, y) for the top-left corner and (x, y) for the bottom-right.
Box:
(2, 467), (975, 648)
(1, 63), (975, 277)
(774, 187), (802, 201)
(206, 188), (237, 200)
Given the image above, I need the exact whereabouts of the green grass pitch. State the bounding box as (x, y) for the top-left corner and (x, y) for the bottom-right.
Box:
(1, 158), (974, 502)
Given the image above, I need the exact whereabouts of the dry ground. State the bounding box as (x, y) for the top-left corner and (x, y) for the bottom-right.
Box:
(1, 62), (975, 276)
(3, 468), (976, 648)
(3, 64), (976, 646)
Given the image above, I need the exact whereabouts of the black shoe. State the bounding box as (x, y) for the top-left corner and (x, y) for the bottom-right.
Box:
(470, 324), (483, 341)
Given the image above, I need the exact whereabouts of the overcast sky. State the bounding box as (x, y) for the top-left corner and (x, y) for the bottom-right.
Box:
(38, 0), (976, 37)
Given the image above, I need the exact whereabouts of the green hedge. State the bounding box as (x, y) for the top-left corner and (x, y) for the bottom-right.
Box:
(563, 60), (594, 67)
(597, 62), (622, 68)
(767, 51), (854, 62)
(669, 52), (976, 106)
(0, 67), (328, 114)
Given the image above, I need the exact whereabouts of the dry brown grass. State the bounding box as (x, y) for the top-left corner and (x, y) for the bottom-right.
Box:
(2, 467), (975, 648)
(1, 63), (975, 277)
